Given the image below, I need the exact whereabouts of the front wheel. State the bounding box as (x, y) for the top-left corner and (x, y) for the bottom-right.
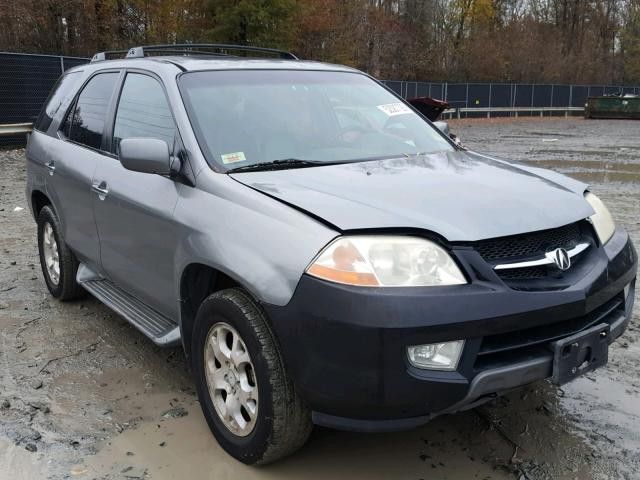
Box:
(192, 288), (312, 465)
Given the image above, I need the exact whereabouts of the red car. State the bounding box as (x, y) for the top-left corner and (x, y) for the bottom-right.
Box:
(408, 96), (450, 121)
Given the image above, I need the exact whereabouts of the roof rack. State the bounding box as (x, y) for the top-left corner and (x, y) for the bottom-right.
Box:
(90, 50), (128, 63)
(124, 44), (298, 60)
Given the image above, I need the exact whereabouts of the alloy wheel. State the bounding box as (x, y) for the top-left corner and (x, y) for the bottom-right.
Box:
(204, 322), (259, 436)
(42, 222), (60, 285)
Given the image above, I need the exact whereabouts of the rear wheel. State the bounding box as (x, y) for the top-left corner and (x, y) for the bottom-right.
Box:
(192, 288), (312, 465)
(37, 206), (85, 300)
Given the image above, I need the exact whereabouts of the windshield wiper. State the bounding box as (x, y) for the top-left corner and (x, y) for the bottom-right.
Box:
(226, 158), (325, 173)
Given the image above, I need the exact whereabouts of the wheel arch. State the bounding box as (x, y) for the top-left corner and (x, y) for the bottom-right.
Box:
(179, 262), (259, 360)
(31, 189), (52, 219)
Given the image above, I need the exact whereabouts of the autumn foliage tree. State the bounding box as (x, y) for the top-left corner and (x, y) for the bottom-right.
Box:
(0, 0), (638, 84)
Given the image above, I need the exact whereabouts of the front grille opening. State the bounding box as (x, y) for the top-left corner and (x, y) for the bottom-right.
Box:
(475, 222), (584, 262)
(499, 247), (592, 288)
(498, 265), (548, 280)
(472, 221), (596, 284)
(474, 293), (625, 371)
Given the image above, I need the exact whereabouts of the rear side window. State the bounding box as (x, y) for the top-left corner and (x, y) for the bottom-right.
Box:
(62, 72), (119, 150)
(113, 73), (176, 153)
(35, 71), (82, 133)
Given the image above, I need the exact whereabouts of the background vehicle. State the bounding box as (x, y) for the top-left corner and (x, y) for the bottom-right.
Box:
(407, 96), (450, 120)
(26, 44), (637, 465)
(585, 94), (640, 119)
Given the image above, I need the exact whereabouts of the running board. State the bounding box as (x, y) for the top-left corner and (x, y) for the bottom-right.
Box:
(77, 265), (181, 347)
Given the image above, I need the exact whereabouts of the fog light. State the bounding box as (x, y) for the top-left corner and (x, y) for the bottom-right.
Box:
(407, 341), (465, 371)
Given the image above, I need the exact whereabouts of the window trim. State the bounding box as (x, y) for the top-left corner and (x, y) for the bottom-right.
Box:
(57, 68), (124, 156)
(108, 68), (181, 158)
(35, 70), (84, 134)
(176, 68), (459, 174)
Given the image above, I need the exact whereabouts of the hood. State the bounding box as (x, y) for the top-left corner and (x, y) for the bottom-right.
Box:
(230, 150), (593, 242)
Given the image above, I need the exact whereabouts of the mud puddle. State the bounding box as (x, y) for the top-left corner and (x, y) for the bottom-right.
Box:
(82, 406), (509, 480)
(527, 159), (640, 183)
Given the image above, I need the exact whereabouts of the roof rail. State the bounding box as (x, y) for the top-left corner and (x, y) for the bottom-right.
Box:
(124, 44), (298, 60)
(90, 50), (128, 63)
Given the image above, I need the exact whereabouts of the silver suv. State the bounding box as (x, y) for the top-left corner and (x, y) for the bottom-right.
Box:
(26, 44), (637, 465)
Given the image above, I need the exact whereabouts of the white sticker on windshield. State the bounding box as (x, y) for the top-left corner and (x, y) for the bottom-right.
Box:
(377, 102), (412, 117)
(221, 152), (246, 164)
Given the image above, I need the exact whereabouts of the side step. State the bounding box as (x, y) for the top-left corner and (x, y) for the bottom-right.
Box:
(77, 265), (181, 347)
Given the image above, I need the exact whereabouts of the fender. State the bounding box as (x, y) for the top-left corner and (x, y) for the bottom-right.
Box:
(172, 170), (338, 312)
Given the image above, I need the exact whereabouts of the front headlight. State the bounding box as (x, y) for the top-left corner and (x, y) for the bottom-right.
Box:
(585, 192), (615, 244)
(306, 236), (467, 287)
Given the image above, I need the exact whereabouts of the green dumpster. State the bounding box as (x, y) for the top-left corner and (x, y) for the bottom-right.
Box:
(585, 96), (640, 119)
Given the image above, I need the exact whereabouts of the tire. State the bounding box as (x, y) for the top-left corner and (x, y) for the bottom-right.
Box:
(37, 206), (85, 301)
(192, 288), (312, 465)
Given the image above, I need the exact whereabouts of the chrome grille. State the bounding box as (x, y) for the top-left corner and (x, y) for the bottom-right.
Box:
(473, 221), (595, 283)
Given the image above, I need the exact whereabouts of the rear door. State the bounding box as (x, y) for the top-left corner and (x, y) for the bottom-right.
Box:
(92, 71), (182, 319)
(47, 71), (120, 265)
(27, 70), (84, 192)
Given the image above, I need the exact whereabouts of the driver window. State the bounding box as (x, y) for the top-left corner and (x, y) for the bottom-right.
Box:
(113, 73), (176, 155)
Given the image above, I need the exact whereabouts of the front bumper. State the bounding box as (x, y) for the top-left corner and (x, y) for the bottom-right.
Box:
(264, 227), (637, 432)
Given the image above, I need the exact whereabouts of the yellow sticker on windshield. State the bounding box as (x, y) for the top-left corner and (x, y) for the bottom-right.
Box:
(221, 152), (246, 164)
(377, 103), (412, 116)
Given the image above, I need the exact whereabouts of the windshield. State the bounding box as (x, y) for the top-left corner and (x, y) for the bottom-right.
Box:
(179, 70), (454, 170)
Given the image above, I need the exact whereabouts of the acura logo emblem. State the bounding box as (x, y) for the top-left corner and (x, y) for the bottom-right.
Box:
(548, 248), (571, 271)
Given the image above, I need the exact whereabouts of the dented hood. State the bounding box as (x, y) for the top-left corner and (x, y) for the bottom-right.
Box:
(230, 150), (593, 241)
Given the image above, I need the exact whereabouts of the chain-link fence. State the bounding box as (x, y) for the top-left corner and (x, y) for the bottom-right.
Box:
(0, 52), (88, 147)
(1, 51), (640, 147)
(382, 81), (640, 116)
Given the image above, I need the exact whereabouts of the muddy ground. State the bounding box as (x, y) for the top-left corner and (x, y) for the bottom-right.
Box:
(0, 118), (638, 480)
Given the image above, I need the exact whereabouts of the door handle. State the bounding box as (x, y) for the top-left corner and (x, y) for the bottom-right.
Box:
(91, 182), (109, 200)
(45, 161), (55, 175)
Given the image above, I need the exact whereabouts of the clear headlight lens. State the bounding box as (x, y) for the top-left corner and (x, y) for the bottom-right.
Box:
(585, 192), (615, 245)
(306, 236), (466, 287)
(407, 341), (465, 370)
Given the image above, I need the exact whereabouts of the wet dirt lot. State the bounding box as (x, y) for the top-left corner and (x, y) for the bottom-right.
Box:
(0, 118), (638, 479)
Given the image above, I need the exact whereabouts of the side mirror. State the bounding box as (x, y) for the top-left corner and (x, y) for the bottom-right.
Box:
(119, 138), (171, 175)
(449, 133), (462, 146)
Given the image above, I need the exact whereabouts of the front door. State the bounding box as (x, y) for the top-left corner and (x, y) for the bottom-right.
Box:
(92, 72), (181, 319)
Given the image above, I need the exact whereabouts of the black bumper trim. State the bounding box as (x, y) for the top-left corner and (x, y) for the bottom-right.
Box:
(265, 228), (636, 426)
(311, 308), (632, 433)
(311, 355), (551, 432)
